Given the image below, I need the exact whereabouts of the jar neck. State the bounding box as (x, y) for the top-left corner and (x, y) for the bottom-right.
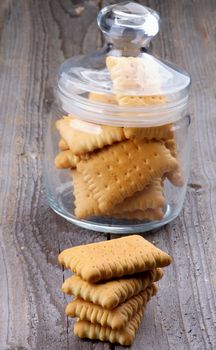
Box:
(105, 41), (150, 57)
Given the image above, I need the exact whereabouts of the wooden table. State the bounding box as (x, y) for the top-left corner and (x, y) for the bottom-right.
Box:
(0, 0), (216, 349)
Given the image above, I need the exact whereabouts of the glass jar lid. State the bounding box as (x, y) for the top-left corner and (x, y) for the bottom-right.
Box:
(57, 2), (191, 127)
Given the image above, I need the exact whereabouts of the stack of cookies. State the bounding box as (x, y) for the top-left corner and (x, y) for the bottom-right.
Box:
(59, 235), (172, 346)
(54, 56), (183, 221)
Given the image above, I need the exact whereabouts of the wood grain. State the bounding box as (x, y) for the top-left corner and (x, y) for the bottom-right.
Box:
(0, 0), (216, 350)
(0, 1), (109, 350)
(115, 1), (216, 350)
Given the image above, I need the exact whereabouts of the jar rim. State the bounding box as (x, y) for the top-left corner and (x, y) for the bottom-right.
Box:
(57, 86), (189, 127)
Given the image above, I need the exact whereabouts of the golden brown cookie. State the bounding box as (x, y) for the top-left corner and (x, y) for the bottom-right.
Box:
(77, 139), (177, 212)
(62, 268), (163, 309)
(55, 150), (80, 169)
(88, 92), (117, 104)
(71, 170), (100, 218)
(119, 95), (167, 106)
(58, 235), (172, 283)
(72, 170), (164, 219)
(164, 138), (184, 187)
(112, 179), (165, 213)
(106, 56), (161, 96)
(58, 138), (69, 151)
(56, 116), (125, 155)
(74, 304), (145, 346)
(66, 284), (157, 330)
(124, 124), (173, 141)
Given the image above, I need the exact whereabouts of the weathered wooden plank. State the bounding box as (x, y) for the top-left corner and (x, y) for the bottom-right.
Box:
(1, 0), (216, 349)
(114, 0), (216, 350)
(0, 0), (110, 349)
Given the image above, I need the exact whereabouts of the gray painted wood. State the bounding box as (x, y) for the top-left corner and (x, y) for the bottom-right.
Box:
(0, 0), (216, 349)
(0, 1), (109, 349)
(115, 0), (216, 349)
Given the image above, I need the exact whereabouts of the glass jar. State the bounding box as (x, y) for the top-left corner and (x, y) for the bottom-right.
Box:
(44, 2), (191, 234)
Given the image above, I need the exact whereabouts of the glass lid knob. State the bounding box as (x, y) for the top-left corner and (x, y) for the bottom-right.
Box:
(97, 1), (160, 48)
